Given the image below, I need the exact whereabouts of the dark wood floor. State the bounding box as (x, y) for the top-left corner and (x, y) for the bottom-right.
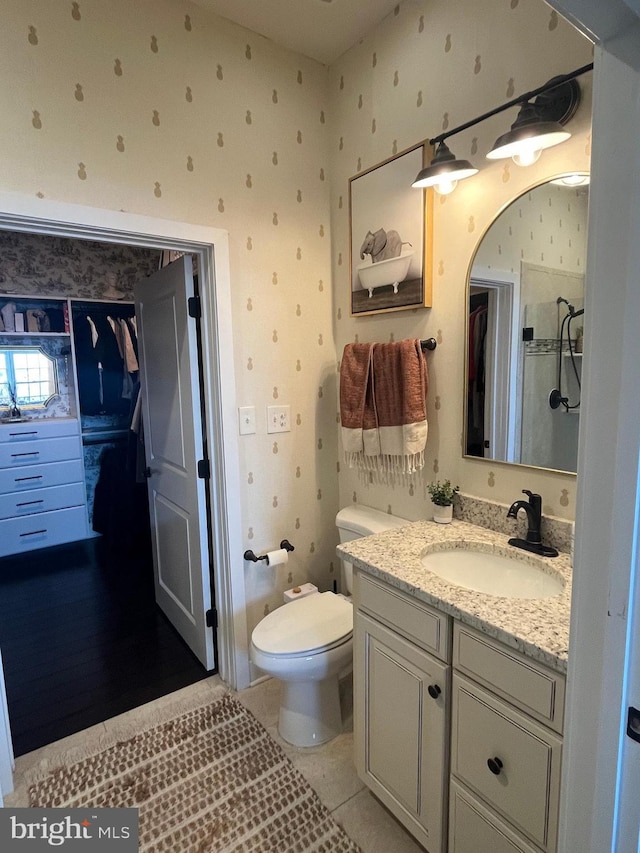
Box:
(0, 535), (210, 757)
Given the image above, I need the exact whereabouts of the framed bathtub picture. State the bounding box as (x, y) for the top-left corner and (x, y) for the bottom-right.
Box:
(349, 142), (433, 316)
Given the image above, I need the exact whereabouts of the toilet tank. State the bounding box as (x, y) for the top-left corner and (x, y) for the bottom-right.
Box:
(335, 504), (411, 593)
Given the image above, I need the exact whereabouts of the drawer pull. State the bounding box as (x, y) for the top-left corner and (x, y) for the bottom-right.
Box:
(487, 757), (504, 776)
(428, 683), (442, 700)
(10, 451), (40, 458)
(14, 475), (43, 482)
(19, 529), (47, 537)
(16, 499), (44, 507)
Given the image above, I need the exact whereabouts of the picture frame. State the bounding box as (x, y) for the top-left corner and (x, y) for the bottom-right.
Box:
(349, 142), (433, 316)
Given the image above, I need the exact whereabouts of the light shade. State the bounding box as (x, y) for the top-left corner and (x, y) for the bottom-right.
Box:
(412, 141), (478, 195)
(486, 101), (570, 165)
(551, 173), (590, 186)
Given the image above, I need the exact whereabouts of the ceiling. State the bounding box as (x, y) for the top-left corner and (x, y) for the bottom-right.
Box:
(189, 0), (402, 65)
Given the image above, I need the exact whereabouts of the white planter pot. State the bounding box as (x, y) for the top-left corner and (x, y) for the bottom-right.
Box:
(432, 503), (453, 524)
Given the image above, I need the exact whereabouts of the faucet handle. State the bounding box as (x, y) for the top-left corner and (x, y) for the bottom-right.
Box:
(522, 489), (542, 510)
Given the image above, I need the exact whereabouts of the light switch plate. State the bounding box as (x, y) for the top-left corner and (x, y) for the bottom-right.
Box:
(267, 405), (290, 433)
(238, 406), (256, 435)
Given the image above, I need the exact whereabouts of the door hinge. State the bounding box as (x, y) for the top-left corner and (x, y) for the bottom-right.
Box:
(627, 707), (640, 743)
(188, 295), (201, 319)
(197, 458), (210, 480)
(206, 608), (218, 630)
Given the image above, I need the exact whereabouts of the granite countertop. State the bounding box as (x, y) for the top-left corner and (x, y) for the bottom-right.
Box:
(337, 519), (572, 674)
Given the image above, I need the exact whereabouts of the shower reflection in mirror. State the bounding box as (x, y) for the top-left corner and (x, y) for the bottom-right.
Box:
(465, 176), (588, 474)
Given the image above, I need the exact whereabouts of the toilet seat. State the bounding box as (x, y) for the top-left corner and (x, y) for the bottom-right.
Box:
(251, 591), (352, 656)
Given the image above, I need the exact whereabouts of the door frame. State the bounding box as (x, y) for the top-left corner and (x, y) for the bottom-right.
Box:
(469, 270), (520, 463)
(0, 191), (250, 783)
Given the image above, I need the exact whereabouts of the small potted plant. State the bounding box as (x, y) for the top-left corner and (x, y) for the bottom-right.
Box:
(427, 479), (459, 524)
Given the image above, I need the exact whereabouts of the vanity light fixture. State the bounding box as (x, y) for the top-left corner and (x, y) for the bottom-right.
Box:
(551, 173), (590, 186)
(486, 76), (579, 166)
(412, 63), (592, 194)
(411, 140), (478, 195)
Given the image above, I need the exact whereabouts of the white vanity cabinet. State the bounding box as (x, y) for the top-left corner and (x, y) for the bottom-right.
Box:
(449, 623), (565, 853)
(0, 419), (88, 556)
(353, 569), (452, 853)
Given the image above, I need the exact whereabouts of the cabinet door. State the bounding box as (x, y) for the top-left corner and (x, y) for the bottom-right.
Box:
(451, 674), (562, 852)
(449, 780), (540, 853)
(355, 610), (448, 852)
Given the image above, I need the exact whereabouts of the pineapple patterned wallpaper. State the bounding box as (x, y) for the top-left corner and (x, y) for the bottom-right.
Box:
(1, 0), (336, 674)
(329, 0), (593, 526)
(1, 0), (592, 678)
(474, 183), (589, 276)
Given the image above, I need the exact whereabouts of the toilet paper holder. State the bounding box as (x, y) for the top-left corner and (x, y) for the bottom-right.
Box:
(244, 539), (295, 563)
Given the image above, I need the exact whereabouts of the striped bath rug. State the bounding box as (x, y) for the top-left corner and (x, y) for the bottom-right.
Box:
(26, 692), (362, 852)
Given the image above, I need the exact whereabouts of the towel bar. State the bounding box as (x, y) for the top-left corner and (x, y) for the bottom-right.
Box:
(420, 338), (437, 351)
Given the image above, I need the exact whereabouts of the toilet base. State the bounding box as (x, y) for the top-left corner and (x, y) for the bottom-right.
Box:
(278, 675), (342, 747)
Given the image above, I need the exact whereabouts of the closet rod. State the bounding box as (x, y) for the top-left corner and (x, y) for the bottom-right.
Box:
(82, 429), (129, 445)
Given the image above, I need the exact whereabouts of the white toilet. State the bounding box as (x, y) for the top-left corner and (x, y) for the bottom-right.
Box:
(250, 504), (411, 747)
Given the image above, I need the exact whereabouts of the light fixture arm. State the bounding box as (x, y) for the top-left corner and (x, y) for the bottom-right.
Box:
(428, 62), (593, 148)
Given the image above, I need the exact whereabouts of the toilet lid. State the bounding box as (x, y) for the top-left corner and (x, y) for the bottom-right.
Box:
(252, 592), (353, 655)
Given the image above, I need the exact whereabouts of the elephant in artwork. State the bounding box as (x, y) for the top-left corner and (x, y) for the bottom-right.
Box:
(359, 228), (410, 263)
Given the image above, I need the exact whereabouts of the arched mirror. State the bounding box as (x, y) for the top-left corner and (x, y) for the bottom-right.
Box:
(0, 346), (60, 413)
(465, 175), (589, 474)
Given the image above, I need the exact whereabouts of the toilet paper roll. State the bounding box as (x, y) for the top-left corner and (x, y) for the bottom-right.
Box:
(266, 548), (288, 567)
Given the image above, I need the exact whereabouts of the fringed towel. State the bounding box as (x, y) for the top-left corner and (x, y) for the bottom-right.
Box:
(340, 339), (428, 481)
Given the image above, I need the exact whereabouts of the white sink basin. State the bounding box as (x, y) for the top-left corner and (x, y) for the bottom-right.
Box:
(421, 548), (564, 599)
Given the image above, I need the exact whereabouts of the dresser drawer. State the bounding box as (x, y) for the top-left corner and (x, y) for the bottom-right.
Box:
(0, 483), (86, 520)
(0, 459), (85, 495)
(354, 570), (451, 662)
(453, 623), (565, 733)
(449, 780), (541, 853)
(0, 435), (82, 468)
(0, 506), (88, 557)
(451, 673), (562, 852)
(0, 419), (79, 443)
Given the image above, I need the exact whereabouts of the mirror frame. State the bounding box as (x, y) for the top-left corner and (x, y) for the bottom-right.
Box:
(462, 173), (589, 476)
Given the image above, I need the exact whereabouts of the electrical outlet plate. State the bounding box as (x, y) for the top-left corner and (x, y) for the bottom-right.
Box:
(238, 406), (256, 435)
(267, 404), (290, 433)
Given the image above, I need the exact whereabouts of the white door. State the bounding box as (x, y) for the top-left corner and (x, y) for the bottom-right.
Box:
(135, 256), (215, 670)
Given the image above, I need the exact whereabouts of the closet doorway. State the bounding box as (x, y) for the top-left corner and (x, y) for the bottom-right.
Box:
(0, 198), (246, 769)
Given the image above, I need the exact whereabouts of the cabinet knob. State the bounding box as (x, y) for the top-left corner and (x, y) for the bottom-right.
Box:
(427, 683), (441, 700)
(487, 756), (503, 775)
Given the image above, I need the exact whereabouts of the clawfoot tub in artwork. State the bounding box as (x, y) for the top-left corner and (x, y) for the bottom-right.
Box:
(358, 228), (413, 297)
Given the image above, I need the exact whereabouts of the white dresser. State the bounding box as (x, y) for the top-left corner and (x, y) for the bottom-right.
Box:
(0, 419), (88, 557)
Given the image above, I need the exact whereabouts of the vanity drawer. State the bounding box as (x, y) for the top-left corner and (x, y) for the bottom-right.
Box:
(0, 435), (82, 468)
(0, 419), (79, 443)
(449, 780), (541, 853)
(0, 483), (86, 520)
(0, 506), (88, 557)
(0, 459), (85, 495)
(451, 673), (562, 852)
(453, 623), (565, 733)
(354, 570), (451, 662)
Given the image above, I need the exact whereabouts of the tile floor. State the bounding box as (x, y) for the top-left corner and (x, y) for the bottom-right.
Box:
(5, 673), (425, 852)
